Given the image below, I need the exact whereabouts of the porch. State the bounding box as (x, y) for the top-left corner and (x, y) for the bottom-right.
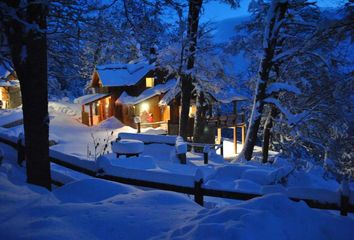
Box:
(74, 93), (113, 126)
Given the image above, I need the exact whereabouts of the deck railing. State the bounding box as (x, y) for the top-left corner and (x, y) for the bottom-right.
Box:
(136, 121), (168, 133)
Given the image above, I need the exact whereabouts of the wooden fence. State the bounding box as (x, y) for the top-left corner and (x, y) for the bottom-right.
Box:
(136, 121), (168, 133)
(0, 136), (352, 216)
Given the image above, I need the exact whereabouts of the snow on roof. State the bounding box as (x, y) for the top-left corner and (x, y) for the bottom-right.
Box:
(0, 79), (20, 87)
(74, 93), (110, 105)
(209, 89), (249, 103)
(0, 62), (15, 80)
(158, 82), (248, 106)
(117, 79), (177, 105)
(158, 80), (181, 106)
(95, 61), (155, 87)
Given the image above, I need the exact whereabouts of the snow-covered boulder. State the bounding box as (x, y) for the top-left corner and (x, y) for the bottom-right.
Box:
(111, 139), (144, 156)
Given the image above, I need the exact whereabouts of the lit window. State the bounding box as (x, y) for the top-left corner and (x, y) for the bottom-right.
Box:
(141, 102), (149, 113)
(146, 77), (154, 88)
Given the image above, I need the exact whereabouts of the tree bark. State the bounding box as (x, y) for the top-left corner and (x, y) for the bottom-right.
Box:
(240, 0), (288, 161)
(262, 105), (278, 163)
(179, 0), (203, 140)
(3, 1), (51, 190)
(193, 91), (208, 146)
(179, 74), (193, 139)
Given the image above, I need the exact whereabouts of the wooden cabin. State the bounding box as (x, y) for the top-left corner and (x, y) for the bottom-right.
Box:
(0, 63), (21, 109)
(76, 60), (176, 127)
(75, 59), (249, 154)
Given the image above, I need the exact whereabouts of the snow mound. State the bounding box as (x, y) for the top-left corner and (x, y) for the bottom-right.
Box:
(97, 117), (125, 129)
(156, 194), (354, 240)
(48, 101), (80, 117)
(241, 166), (292, 185)
(53, 178), (137, 203)
(0, 153), (353, 240)
(98, 154), (158, 170)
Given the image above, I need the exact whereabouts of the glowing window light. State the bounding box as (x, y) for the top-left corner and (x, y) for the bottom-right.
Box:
(141, 102), (149, 112)
(146, 77), (154, 88)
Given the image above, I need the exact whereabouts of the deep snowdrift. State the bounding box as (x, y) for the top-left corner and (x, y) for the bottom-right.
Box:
(0, 153), (353, 240)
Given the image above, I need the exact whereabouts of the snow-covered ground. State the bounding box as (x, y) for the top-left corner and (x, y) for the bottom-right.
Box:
(0, 107), (23, 126)
(1, 101), (354, 239)
(0, 148), (353, 240)
(0, 101), (348, 194)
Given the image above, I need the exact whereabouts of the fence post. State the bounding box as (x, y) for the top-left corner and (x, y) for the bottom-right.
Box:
(194, 169), (204, 206)
(203, 146), (209, 164)
(137, 122), (141, 133)
(178, 153), (186, 164)
(220, 138), (224, 157)
(17, 134), (25, 166)
(203, 152), (208, 165)
(340, 178), (349, 216)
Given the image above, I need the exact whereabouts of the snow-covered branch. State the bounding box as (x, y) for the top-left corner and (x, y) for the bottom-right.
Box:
(266, 82), (301, 95)
(264, 97), (307, 125)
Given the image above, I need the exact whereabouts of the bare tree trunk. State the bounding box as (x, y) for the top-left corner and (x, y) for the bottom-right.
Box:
(179, 0), (203, 140)
(3, 0), (51, 190)
(240, 0), (288, 161)
(179, 74), (193, 139)
(262, 105), (278, 163)
(193, 91), (208, 145)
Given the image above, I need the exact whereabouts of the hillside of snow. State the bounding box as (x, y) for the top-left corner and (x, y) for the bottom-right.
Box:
(0, 152), (353, 240)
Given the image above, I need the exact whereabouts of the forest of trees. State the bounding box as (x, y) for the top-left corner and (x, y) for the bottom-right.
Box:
(0, 0), (352, 188)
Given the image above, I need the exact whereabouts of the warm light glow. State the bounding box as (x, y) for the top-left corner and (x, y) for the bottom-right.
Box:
(141, 102), (149, 112)
(146, 77), (154, 88)
(189, 105), (196, 117)
(0, 89), (5, 109)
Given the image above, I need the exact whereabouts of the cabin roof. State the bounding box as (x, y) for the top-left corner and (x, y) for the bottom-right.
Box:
(94, 61), (155, 87)
(117, 79), (177, 105)
(0, 62), (15, 80)
(74, 93), (110, 105)
(0, 79), (19, 87)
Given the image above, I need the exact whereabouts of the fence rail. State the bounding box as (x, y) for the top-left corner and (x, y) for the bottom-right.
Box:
(137, 121), (168, 133)
(0, 136), (352, 216)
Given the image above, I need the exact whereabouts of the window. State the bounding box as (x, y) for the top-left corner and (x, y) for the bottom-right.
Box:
(146, 77), (154, 88)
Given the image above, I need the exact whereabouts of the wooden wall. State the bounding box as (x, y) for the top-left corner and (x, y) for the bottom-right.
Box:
(8, 86), (21, 108)
(0, 86), (21, 109)
(161, 106), (170, 122)
(0, 87), (9, 109)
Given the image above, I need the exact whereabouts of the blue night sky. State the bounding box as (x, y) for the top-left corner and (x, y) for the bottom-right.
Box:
(202, 0), (346, 22)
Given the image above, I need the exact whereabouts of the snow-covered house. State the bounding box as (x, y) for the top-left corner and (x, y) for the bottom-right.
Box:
(76, 60), (176, 127)
(76, 60), (248, 152)
(0, 63), (21, 109)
